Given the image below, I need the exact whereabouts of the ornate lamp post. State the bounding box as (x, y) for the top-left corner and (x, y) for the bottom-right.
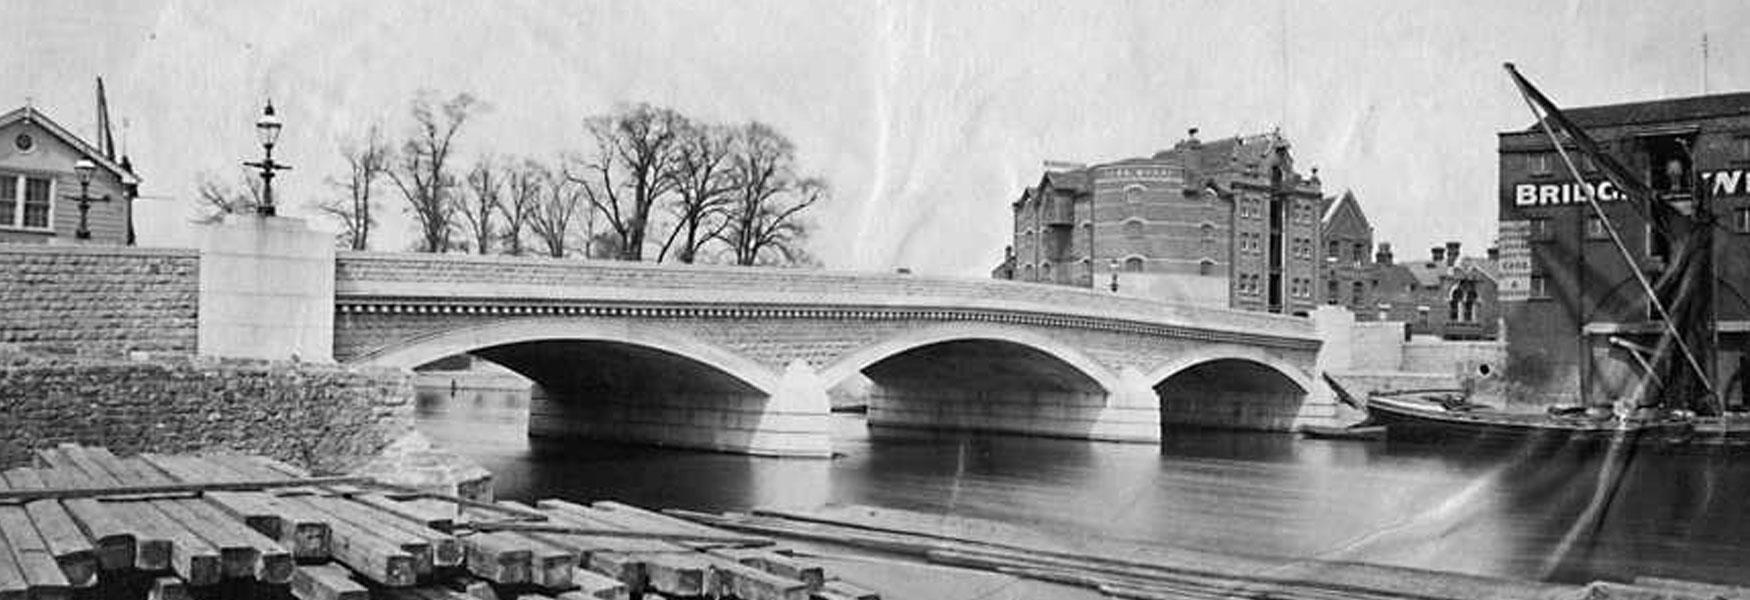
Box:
(1108, 258), (1120, 293)
(243, 101), (291, 216)
(73, 159), (97, 240)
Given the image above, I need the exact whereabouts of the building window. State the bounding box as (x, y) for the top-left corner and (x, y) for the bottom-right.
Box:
(1351, 242), (1367, 264)
(1021, 264), (1035, 281)
(1586, 215), (1607, 239)
(0, 173), (54, 231)
(1200, 223), (1215, 249)
(1529, 275), (1549, 299)
(1041, 261), (1053, 281)
(1351, 281), (1365, 305)
(1124, 185), (1145, 205)
(1198, 259), (1215, 276)
(1644, 135), (1693, 194)
(1123, 219), (1145, 238)
(1123, 257), (1144, 273)
(1326, 279), (1339, 305)
(1326, 239), (1340, 259)
(1531, 153), (1551, 175)
(1528, 217), (1550, 240)
(1735, 206), (1750, 233)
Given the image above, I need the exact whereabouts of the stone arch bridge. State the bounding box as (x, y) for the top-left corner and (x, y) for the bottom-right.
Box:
(331, 252), (1327, 457)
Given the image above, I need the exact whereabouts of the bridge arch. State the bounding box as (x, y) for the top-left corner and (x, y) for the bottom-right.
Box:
(822, 322), (1126, 440)
(350, 317), (781, 393)
(1146, 345), (1313, 431)
(819, 322), (1122, 393)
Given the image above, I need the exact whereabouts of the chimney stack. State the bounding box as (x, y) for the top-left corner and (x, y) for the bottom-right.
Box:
(1375, 242), (1394, 265)
(1445, 241), (1461, 266)
(1486, 245), (1500, 261)
(1430, 246), (1446, 265)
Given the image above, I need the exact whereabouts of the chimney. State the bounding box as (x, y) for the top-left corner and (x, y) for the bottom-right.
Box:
(1375, 242), (1394, 265)
(1445, 241), (1461, 266)
(1430, 246), (1446, 265)
(1486, 245), (1500, 261)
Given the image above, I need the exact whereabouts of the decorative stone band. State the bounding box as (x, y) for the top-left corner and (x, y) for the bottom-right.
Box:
(335, 297), (1322, 350)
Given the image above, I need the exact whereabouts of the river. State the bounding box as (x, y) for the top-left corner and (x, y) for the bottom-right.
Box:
(414, 386), (1750, 587)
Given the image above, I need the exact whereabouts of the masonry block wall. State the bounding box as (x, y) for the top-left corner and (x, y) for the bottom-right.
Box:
(0, 353), (412, 471)
(0, 244), (198, 355)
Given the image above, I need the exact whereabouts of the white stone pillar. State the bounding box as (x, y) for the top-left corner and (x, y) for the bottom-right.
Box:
(1088, 366), (1163, 443)
(746, 360), (834, 457)
(1301, 306), (1359, 428)
(197, 215), (335, 362)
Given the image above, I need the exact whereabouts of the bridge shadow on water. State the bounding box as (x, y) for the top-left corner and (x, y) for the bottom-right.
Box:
(414, 387), (1750, 587)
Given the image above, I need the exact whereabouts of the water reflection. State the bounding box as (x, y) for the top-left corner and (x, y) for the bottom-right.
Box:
(415, 387), (1750, 586)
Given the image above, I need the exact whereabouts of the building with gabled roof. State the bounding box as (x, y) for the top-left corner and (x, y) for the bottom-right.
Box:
(1000, 129), (1325, 316)
(0, 103), (140, 245)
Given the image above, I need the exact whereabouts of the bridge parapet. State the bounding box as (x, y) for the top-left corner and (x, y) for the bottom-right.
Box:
(335, 252), (1317, 348)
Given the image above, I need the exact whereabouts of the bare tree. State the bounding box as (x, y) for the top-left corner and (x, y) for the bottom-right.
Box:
(570, 103), (684, 261)
(458, 155), (502, 254)
(659, 122), (737, 263)
(498, 158), (542, 255)
(528, 165), (586, 258)
(723, 122), (824, 266)
(317, 124), (391, 250)
(388, 91), (480, 253)
(193, 170), (262, 224)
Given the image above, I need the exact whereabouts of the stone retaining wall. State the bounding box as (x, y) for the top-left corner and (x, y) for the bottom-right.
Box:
(0, 353), (413, 471)
(0, 244), (199, 356)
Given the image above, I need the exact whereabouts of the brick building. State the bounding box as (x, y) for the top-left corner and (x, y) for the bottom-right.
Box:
(1497, 90), (1750, 407)
(1316, 191), (1501, 340)
(0, 104), (139, 245)
(1001, 130), (1325, 316)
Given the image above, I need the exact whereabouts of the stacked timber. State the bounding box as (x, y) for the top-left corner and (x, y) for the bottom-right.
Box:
(666, 505), (1605, 600)
(0, 445), (880, 600)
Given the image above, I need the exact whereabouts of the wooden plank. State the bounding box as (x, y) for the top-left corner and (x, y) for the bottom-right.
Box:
(0, 478), (27, 600)
(20, 501), (95, 588)
(276, 496), (416, 587)
(57, 498), (134, 571)
(463, 532), (535, 585)
(353, 494), (454, 531)
(290, 564), (369, 600)
(532, 500), (677, 554)
(347, 499), (464, 568)
(709, 547), (825, 591)
(820, 580), (881, 600)
(188, 499), (294, 584)
(150, 498), (259, 580)
(299, 496), (434, 576)
(249, 495), (332, 561)
(147, 576), (190, 600)
(592, 500), (769, 547)
(706, 557), (810, 600)
(203, 492), (284, 541)
(566, 569), (630, 600)
(51, 446), (124, 487)
(0, 476), (375, 503)
(111, 501), (221, 586)
(641, 552), (711, 598)
(2, 465), (97, 587)
(38, 450), (139, 571)
(0, 504), (71, 597)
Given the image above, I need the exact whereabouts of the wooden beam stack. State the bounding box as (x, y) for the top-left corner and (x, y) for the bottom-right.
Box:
(0, 444), (880, 600)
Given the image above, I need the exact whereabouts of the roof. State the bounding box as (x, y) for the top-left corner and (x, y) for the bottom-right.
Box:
(1458, 256), (1500, 282)
(0, 106), (140, 185)
(1321, 189), (1369, 227)
(1040, 169), (1090, 194)
(1524, 90), (1750, 131)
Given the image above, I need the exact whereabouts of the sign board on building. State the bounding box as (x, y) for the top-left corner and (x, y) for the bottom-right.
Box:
(1497, 220), (1532, 302)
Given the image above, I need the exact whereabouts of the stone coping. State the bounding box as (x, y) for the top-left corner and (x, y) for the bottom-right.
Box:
(0, 243), (197, 258)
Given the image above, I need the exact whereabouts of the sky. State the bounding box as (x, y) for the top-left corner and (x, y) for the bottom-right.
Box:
(7, 0), (1748, 275)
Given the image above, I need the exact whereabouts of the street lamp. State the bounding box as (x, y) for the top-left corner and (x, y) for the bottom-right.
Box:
(1108, 258), (1120, 293)
(73, 159), (96, 240)
(243, 100), (291, 217)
